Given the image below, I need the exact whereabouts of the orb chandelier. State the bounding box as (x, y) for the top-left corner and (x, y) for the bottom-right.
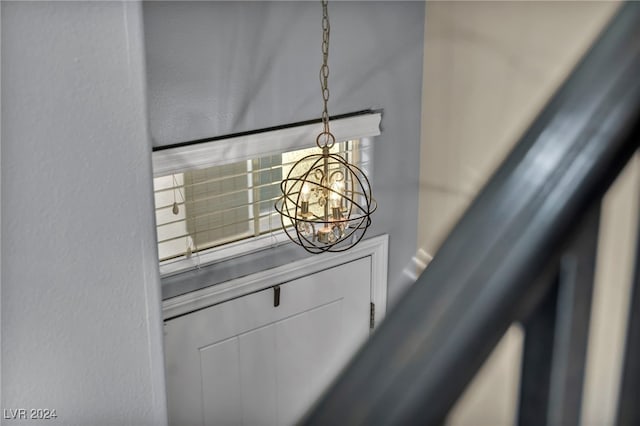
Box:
(275, 0), (376, 253)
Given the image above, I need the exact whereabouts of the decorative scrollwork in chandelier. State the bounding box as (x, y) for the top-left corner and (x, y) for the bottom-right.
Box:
(275, 0), (376, 253)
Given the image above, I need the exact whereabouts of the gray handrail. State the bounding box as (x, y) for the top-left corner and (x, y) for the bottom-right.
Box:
(303, 2), (640, 424)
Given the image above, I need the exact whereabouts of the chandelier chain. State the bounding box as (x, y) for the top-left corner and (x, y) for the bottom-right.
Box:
(274, 0), (376, 253)
(319, 0), (331, 146)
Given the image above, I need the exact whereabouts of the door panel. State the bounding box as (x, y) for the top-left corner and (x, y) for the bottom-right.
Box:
(236, 326), (278, 426)
(200, 337), (243, 426)
(165, 256), (372, 425)
(274, 300), (344, 423)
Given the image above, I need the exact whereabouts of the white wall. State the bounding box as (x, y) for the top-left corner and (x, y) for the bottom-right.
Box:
(143, 1), (425, 304)
(1, 2), (167, 424)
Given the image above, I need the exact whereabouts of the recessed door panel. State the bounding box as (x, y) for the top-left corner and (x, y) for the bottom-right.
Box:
(165, 256), (371, 425)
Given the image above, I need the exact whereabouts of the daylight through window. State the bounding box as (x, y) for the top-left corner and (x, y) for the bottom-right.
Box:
(153, 141), (360, 263)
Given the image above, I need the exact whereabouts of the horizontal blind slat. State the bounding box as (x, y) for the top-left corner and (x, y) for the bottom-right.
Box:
(153, 146), (360, 194)
(154, 157), (371, 211)
(157, 212), (284, 246)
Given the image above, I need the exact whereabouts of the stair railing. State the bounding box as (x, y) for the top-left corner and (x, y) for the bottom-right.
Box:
(303, 3), (640, 425)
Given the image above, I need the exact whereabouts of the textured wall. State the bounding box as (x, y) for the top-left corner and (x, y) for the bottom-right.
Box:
(1, 2), (167, 424)
(144, 1), (425, 304)
(418, 0), (620, 257)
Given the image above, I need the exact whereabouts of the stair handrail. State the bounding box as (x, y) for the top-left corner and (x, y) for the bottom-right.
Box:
(303, 3), (640, 424)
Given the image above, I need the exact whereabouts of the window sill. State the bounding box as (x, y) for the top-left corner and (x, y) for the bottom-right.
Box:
(159, 229), (292, 278)
(160, 238), (316, 301)
(161, 234), (389, 321)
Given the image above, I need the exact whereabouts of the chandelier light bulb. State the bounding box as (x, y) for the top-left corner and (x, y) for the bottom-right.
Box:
(300, 182), (311, 215)
(329, 181), (343, 209)
(301, 183), (312, 202)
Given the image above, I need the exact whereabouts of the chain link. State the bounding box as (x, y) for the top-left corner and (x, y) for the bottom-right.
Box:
(318, 0), (333, 148)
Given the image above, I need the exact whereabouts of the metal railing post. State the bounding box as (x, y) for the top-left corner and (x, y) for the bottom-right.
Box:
(616, 205), (640, 425)
(517, 205), (600, 426)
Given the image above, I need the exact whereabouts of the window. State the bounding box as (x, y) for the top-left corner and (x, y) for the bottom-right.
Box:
(154, 142), (353, 260)
(152, 112), (381, 276)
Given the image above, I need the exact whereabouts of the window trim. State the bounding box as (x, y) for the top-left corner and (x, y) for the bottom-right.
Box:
(153, 113), (381, 277)
(162, 234), (389, 324)
(152, 113), (381, 177)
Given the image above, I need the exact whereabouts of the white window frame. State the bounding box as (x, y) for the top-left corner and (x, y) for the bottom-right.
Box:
(161, 234), (389, 329)
(153, 113), (382, 277)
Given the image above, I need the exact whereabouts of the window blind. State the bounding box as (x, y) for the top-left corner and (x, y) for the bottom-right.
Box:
(152, 112), (380, 274)
(152, 112), (381, 176)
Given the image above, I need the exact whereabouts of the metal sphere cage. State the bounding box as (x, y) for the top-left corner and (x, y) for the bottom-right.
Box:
(275, 147), (377, 253)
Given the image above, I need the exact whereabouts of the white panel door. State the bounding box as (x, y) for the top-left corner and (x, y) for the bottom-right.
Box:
(164, 256), (372, 426)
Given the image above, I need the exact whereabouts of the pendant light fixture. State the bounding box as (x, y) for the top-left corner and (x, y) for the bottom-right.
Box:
(275, 0), (376, 253)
